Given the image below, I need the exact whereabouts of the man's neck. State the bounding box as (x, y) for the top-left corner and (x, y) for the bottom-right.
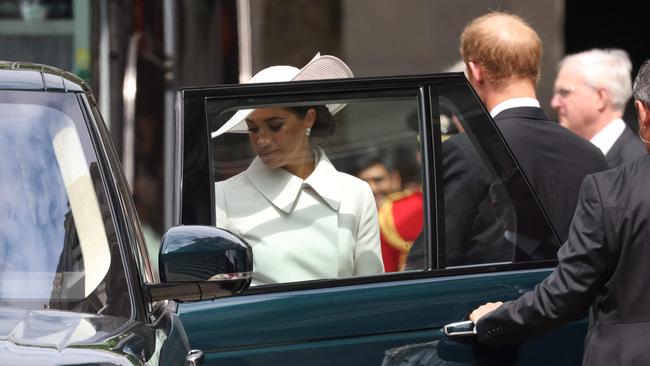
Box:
(482, 79), (538, 111)
(582, 111), (623, 140)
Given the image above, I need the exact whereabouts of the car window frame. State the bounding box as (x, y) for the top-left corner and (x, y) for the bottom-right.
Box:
(81, 93), (154, 322)
(177, 74), (561, 296)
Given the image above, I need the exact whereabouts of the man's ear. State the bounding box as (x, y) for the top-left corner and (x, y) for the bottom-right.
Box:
(635, 100), (650, 143)
(389, 170), (402, 192)
(467, 61), (483, 85)
(595, 88), (609, 112)
(636, 100), (648, 125)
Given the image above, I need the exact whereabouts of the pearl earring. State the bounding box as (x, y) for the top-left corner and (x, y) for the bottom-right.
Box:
(305, 127), (312, 136)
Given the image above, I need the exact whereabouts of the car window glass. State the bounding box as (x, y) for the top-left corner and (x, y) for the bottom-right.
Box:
(434, 85), (560, 267)
(206, 92), (425, 286)
(197, 78), (560, 289)
(0, 92), (131, 320)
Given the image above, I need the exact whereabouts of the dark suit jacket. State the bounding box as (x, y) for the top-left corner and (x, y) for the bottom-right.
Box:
(477, 154), (650, 365)
(406, 107), (607, 268)
(605, 125), (646, 168)
(495, 107), (608, 243)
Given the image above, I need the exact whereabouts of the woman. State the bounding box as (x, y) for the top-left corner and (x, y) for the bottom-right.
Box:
(212, 54), (384, 285)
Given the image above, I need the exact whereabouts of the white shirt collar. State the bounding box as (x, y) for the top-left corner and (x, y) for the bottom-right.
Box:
(245, 148), (341, 213)
(590, 118), (627, 156)
(490, 98), (541, 118)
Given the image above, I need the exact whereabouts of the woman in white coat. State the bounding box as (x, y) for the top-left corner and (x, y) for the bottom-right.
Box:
(212, 54), (384, 285)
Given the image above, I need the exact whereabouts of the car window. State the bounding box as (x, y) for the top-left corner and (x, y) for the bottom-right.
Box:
(434, 85), (560, 267)
(192, 77), (560, 289)
(0, 91), (131, 319)
(206, 90), (423, 286)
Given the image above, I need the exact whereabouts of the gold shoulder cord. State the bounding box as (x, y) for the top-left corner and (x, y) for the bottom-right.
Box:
(378, 191), (414, 253)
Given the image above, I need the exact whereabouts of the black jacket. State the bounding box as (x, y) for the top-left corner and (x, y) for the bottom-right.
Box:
(477, 154), (650, 365)
(406, 107), (608, 268)
(494, 107), (608, 243)
(605, 125), (646, 168)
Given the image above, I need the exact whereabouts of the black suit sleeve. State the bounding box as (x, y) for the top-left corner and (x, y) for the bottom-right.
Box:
(475, 174), (610, 345)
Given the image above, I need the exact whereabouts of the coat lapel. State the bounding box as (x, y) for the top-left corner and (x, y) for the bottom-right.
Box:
(245, 148), (342, 214)
(305, 150), (341, 211)
(245, 157), (302, 214)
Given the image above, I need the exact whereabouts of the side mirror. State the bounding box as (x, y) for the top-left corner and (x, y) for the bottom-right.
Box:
(146, 226), (252, 302)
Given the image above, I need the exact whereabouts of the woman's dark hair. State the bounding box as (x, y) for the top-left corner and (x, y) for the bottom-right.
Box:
(284, 105), (336, 142)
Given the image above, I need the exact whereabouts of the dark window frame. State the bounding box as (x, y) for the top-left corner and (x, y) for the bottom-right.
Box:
(177, 74), (560, 296)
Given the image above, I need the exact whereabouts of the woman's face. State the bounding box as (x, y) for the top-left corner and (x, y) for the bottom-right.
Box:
(245, 107), (315, 169)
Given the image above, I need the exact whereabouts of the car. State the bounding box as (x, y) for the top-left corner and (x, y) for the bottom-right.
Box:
(0, 62), (586, 366)
(175, 74), (587, 365)
(0, 62), (252, 365)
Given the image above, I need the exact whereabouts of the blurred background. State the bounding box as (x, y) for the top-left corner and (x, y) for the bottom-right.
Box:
(1, 0), (646, 242)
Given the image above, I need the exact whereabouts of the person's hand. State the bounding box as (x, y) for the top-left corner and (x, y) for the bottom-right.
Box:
(469, 301), (503, 323)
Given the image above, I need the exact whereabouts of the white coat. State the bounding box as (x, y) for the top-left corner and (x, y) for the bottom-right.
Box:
(215, 149), (384, 285)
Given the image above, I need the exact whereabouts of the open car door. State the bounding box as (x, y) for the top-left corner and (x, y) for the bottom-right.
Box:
(173, 73), (586, 365)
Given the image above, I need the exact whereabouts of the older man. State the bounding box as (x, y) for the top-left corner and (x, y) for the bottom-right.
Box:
(551, 49), (645, 168)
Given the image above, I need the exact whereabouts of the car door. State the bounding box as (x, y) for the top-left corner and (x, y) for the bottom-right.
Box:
(174, 74), (586, 366)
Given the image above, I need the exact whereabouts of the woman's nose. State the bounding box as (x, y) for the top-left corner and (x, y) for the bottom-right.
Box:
(256, 133), (271, 146)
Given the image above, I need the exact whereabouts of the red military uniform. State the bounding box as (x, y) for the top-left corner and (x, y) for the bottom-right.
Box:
(378, 190), (424, 271)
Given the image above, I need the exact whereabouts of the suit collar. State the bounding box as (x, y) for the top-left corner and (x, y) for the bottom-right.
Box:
(606, 125), (642, 162)
(490, 97), (540, 117)
(492, 106), (550, 121)
(245, 148), (341, 213)
(591, 118), (626, 156)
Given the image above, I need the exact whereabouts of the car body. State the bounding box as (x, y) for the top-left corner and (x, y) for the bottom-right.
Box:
(0, 63), (586, 365)
(176, 74), (587, 365)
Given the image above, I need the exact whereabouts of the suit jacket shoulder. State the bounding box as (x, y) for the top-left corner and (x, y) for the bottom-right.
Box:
(605, 126), (646, 168)
(493, 107), (608, 243)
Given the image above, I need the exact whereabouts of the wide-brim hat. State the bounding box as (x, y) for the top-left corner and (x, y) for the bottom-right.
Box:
(211, 53), (353, 138)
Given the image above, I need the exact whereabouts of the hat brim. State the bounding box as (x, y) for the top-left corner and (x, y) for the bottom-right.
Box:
(211, 54), (353, 139)
(210, 103), (346, 138)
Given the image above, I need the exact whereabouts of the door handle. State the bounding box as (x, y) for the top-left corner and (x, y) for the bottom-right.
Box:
(443, 320), (476, 337)
(186, 349), (204, 366)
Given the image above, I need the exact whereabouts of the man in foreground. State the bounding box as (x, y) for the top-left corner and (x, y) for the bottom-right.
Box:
(470, 59), (650, 365)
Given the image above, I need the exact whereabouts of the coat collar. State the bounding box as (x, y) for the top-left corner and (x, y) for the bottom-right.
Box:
(245, 148), (341, 213)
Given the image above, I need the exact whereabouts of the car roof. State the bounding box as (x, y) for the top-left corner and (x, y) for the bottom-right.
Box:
(0, 61), (89, 93)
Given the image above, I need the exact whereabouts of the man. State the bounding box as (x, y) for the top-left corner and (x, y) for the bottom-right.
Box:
(459, 11), (607, 244)
(470, 60), (650, 365)
(352, 152), (401, 208)
(551, 48), (645, 168)
(351, 149), (404, 272)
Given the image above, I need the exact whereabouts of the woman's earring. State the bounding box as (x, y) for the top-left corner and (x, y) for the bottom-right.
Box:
(305, 127), (312, 137)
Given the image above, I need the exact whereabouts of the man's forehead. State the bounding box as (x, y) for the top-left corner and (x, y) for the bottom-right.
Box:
(359, 163), (389, 177)
(558, 63), (584, 81)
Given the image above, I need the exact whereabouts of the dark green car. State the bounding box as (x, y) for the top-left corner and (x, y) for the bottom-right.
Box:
(175, 75), (587, 365)
(0, 63), (585, 365)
